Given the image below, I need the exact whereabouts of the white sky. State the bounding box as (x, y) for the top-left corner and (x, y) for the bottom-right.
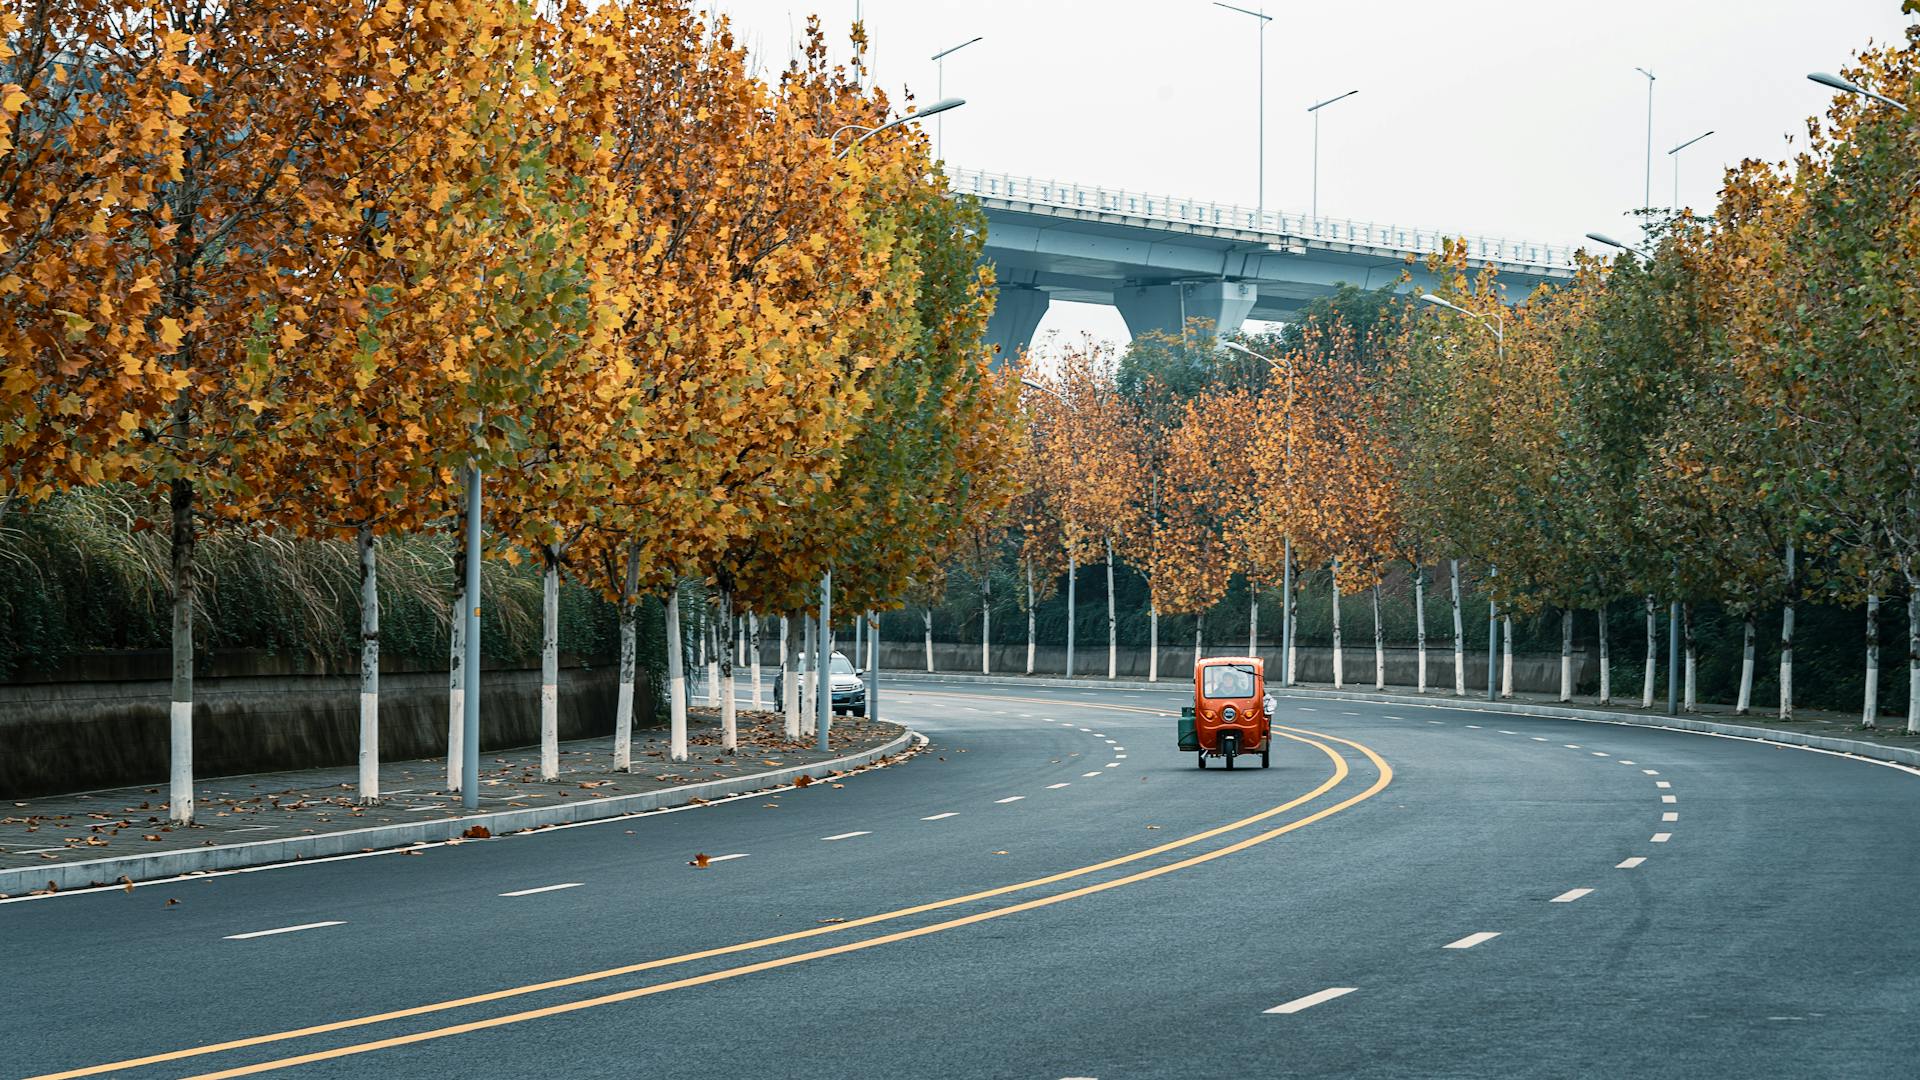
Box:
(713, 0), (1918, 352)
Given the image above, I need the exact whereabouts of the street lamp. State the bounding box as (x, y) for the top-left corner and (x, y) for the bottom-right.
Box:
(1634, 66), (1656, 212)
(1223, 341), (1297, 685)
(1808, 71), (1909, 112)
(1667, 130), (1714, 211)
(1307, 90), (1358, 223)
(931, 36), (983, 161)
(1585, 231), (1650, 260)
(1213, 2), (1273, 223)
(1417, 293), (1504, 702)
(833, 97), (966, 159)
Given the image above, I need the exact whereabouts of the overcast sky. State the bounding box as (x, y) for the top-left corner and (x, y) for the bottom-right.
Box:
(712, 0), (1918, 351)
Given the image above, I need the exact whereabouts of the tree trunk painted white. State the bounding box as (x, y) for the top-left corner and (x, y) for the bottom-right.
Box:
(739, 616), (748, 668)
(1642, 595), (1657, 709)
(665, 589), (688, 762)
(1682, 602), (1697, 712)
(1414, 565), (1428, 693)
(1195, 611), (1204, 665)
(1736, 615), (1755, 715)
(750, 612), (763, 711)
(1066, 550), (1077, 677)
(1107, 537), (1118, 679)
(801, 614), (816, 736)
(613, 543), (641, 771)
(1597, 606), (1611, 705)
(719, 591), (737, 752)
(1558, 609), (1572, 703)
(704, 607), (719, 711)
(1450, 560), (1464, 696)
(356, 525), (380, 804)
(168, 478), (195, 825)
(1371, 583), (1384, 690)
(1026, 558), (1037, 674)
(1149, 605), (1160, 682)
(1863, 594), (1880, 728)
(923, 608), (934, 673)
(1331, 565), (1344, 689)
(1906, 588), (1920, 734)
(1249, 590), (1259, 659)
(446, 584), (464, 791)
(539, 544), (560, 781)
(1780, 544), (1796, 721)
(696, 610), (708, 706)
(782, 616), (799, 740)
(981, 575), (992, 675)
(866, 611), (880, 720)
(850, 614), (860, 675)
(1501, 616), (1514, 699)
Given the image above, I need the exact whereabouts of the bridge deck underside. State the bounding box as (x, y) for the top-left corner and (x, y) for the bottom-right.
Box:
(980, 201), (1568, 323)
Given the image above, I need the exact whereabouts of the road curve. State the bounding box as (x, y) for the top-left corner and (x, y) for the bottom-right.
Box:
(5, 679), (1917, 1079)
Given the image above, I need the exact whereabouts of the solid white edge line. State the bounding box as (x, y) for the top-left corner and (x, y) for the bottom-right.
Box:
(1443, 931), (1501, 949)
(4, 733), (931, 906)
(498, 882), (584, 897)
(223, 920), (344, 940)
(1550, 888), (1593, 903)
(1264, 986), (1357, 1014)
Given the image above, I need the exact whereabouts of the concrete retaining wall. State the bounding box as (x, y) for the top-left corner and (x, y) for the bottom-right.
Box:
(0, 667), (642, 798)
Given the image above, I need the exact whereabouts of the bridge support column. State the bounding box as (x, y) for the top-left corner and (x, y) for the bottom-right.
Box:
(984, 285), (1049, 366)
(1113, 280), (1258, 340)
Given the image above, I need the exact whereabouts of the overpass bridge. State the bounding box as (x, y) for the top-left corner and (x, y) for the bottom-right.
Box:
(949, 167), (1580, 357)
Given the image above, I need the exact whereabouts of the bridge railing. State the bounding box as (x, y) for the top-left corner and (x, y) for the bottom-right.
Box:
(948, 167), (1577, 271)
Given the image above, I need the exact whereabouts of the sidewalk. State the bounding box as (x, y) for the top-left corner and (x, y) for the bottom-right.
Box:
(1, 708), (909, 897)
(887, 669), (1920, 765)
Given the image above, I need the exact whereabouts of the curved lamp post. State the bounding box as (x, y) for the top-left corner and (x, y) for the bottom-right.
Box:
(1808, 71), (1908, 112)
(1222, 340), (1298, 686)
(833, 97), (966, 159)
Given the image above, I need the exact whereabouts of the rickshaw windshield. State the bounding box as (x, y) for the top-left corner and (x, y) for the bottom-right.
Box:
(1202, 665), (1257, 699)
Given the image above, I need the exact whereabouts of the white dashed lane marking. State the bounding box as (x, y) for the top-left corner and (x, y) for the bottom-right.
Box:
(1661, 795), (1677, 803)
(1643, 769), (1660, 775)
(1264, 987), (1357, 1014)
(499, 883), (584, 897)
(1656, 781), (1672, 789)
(1617, 857), (1646, 868)
(1046, 783), (1071, 790)
(1444, 932), (1501, 949)
(821, 831), (871, 841)
(995, 796), (1026, 804)
(1082, 772), (1104, 778)
(1662, 812), (1679, 822)
(1652, 832), (1672, 842)
(224, 921), (345, 940)
(922, 813), (958, 821)
(703, 853), (750, 864)
(1550, 888), (1594, 903)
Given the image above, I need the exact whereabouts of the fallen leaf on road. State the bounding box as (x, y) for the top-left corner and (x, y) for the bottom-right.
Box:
(991, 850), (1009, 856)
(818, 917), (845, 924)
(793, 775), (813, 788)
(461, 825), (492, 839)
(119, 876), (133, 894)
(165, 898), (179, 907)
(1146, 825), (1161, 830)
(690, 853), (711, 868)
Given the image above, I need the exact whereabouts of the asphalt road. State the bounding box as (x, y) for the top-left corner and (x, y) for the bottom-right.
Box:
(5, 678), (1919, 1079)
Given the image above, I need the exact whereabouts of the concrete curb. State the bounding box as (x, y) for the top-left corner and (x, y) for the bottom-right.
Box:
(889, 670), (1920, 769)
(3, 728), (917, 896)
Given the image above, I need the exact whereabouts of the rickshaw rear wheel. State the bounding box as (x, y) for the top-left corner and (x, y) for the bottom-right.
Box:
(1225, 748), (1235, 770)
(1196, 751), (1207, 769)
(1261, 748), (1270, 768)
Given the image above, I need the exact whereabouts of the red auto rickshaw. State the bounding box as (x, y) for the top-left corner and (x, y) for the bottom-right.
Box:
(1178, 656), (1275, 769)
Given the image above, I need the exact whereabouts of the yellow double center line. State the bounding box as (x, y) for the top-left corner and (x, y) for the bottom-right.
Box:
(32, 698), (1390, 1080)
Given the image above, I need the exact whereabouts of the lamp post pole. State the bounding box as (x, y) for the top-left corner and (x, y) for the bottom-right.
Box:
(930, 37), (982, 162)
(1307, 90), (1358, 222)
(1223, 342), (1296, 684)
(1214, 3), (1273, 223)
(1667, 129), (1714, 210)
(1635, 67), (1655, 212)
(1417, 293), (1505, 702)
